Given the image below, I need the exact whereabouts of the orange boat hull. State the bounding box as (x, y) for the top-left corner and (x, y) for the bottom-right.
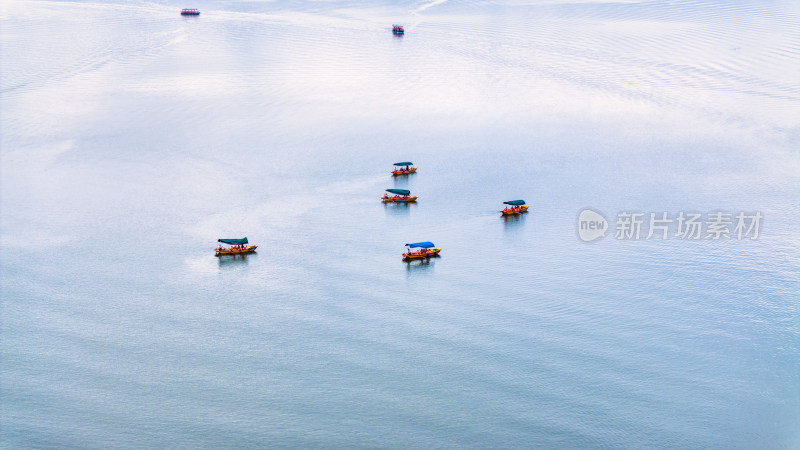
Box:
(402, 248), (441, 260)
(382, 196), (418, 203)
(391, 167), (417, 176)
(215, 245), (258, 256)
(501, 205), (529, 215)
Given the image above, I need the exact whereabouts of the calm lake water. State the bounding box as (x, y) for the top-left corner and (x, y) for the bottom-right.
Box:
(2, 0), (799, 447)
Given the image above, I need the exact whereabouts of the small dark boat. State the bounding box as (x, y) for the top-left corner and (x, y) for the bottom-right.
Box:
(181, 8), (200, 15)
(392, 24), (404, 35)
(501, 200), (529, 216)
(215, 237), (257, 256)
(403, 242), (441, 261)
(391, 162), (416, 176)
(382, 188), (418, 203)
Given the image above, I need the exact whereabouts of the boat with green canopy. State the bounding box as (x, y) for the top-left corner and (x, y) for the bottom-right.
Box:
(215, 237), (258, 256)
(382, 188), (418, 203)
(391, 162), (417, 176)
(501, 200), (529, 216)
(402, 241), (441, 261)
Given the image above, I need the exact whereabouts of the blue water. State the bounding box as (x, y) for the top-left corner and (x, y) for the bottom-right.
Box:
(2, 0), (799, 447)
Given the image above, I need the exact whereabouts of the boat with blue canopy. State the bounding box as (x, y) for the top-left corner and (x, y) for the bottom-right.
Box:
(215, 237), (257, 256)
(392, 24), (404, 35)
(502, 200), (529, 216)
(402, 241), (441, 261)
(181, 8), (200, 15)
(382, 188), (418, 203)
(391, 162), (416, 176)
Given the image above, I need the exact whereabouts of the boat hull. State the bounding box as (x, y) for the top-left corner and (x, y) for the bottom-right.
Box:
(382, 196), (418, 203)
(215, 245), (257, 256)
(402, 248), (441, 260)
(391, 167), (417, 176)
(501, 205), (529, 215)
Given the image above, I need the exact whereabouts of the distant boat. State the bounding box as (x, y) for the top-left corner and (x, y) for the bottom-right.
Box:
(501, 200), (529, 216)
(392, 24), (404, 35)
(382, 188), (418, 203)
(181, 8), (200, 15)
(215, 237), (257, 256)
(391, 162), (416, 176)
(402, 242), (441, 261)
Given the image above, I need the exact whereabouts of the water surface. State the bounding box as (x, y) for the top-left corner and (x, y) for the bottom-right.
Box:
(2, 0), (799, 447)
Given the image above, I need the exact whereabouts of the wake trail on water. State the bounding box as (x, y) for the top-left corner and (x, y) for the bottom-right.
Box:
(0, 1), (185, 97)
(413, 0), (448, 15)
(405, 0), (448, 31)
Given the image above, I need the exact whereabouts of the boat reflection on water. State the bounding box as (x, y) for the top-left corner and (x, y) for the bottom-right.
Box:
(384, 201), (415, 215)
(405, 256), (437, 273)
(503, 213), (526, 224)
(502, 212), (526, 232)
(392, 176), (409, 188)
(218, 252), (255, 268)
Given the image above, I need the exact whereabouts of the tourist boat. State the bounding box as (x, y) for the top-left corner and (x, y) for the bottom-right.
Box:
(392, 24), (404, 35)
(402, 241), (441, 261)
(181, 8), (200, 15)
(501, 200), (529, 216)
(391, 162), (416, 176)
(382, 188), (418, 203)
(215, 237), (257, 256)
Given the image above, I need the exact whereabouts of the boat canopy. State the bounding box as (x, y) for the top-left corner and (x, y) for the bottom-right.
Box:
(406, 241), (435, 248)
(394, 162), (413, 166)
(218, 237), (248, 245)
(503, 200), (526, 206)
(386, 189), (410, 195)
